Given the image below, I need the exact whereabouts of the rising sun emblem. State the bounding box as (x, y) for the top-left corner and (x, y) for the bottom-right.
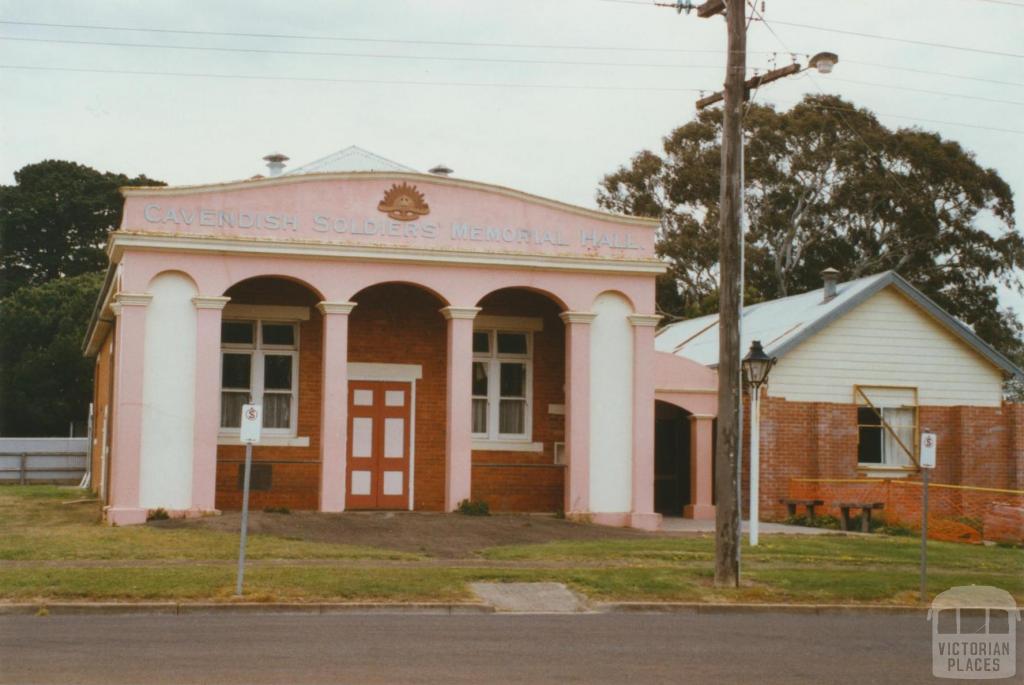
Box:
(377, 182), (430, 222)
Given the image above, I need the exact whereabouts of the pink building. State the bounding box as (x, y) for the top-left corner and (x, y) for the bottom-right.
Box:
(84, 148), (718, 527)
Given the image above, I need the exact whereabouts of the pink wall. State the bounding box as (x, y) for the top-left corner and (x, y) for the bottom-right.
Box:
(97, 172), (678, 528)
(121, 173), (657, 260)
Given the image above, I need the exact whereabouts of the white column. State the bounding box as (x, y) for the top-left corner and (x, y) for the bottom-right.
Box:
(628, 314), (662, 531)
(440, 306), (481, 510)
(559, 311), (596, 516)
(191, 296), (230, 513)
(106, 293), (152, 526)
(318, 301), (357, 512)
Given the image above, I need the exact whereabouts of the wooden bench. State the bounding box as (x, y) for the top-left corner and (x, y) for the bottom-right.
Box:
(779, 498), (825, 520)
(837, 502), (885, 533)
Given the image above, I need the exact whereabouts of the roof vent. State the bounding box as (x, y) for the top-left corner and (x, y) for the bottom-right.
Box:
(428, 164), (453, 177)
(263, 152), (289, 177)
(821, 267), (840, 303)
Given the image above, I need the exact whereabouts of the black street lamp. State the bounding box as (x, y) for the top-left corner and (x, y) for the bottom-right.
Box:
(743, 340), (776, 390)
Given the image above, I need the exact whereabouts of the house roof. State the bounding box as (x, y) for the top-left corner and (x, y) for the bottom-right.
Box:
(286, 145), (418, 175)
(654, 271), (1023, 379)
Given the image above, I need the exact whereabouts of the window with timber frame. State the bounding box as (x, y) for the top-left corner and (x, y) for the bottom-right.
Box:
(220, 319), (299, 435)
(471, 329), (532, 441)
(855, 385), (918, 468)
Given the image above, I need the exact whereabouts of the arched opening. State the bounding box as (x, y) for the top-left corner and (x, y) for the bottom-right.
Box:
(347, 282), (448, 511)
(215, 276), (323, 512)
(655, 400), (691, 516)
(470, 287), (567, 512)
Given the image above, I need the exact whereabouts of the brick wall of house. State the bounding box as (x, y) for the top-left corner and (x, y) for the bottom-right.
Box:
(470, 289), (566, 511)
(216, 278), (324, 510)
(983, 503), (1024, 544)
(347, 283), (449, 511)
(214, 280), (566, 513)
(748, 394), (1024, 522)
(89, 330), (114, 501)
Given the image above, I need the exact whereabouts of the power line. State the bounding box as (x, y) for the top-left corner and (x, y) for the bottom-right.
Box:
(827, 76), (1024, 107)
(7, 17), (1018, 91)
(788, 98), (1024, 136)
(0, 18), (774, 54)
(4, 62), (1018, 136)
(967, 0), (1024, 7)
(843, 59), (1024, 89)
(769, 19), (1024, 59)
(0, 34), (730, 71)
(0, 63), (703, 93)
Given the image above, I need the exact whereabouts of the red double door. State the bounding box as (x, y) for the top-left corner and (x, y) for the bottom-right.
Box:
(346, 381), (412, 510)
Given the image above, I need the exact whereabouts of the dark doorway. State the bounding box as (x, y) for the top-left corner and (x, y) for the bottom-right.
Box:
(654, 401), (691, 515)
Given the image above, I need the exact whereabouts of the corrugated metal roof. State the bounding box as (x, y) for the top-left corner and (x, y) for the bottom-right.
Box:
(654, 271), (1022, 378)
(655, 272), (888, 365)
(286, 146), (418, 175)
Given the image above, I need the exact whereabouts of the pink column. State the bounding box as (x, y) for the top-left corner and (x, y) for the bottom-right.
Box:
(190, 295), (230, 514)
(559, 312), (596, 516)
(629, 314), (662, 531)
(685, 415), (716, 519)
(440, 306), (481, 511)
(317, 301), (357, 512)
(106, 293), (152, 526)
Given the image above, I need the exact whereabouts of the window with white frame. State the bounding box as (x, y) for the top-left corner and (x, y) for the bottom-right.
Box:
(220, 320), (299, 433)
(471, 329), (531, 440)
(857, 406), (916, 467)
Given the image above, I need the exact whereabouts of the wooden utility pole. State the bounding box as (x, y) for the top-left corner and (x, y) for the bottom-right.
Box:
(713, 0), (746, 589)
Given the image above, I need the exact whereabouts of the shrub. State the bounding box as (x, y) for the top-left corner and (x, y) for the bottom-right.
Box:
(880, 523), (915, 537)
(457, 499), (490, 516)
(263, 506), (291, 515)
(782, 514), (840, 530)
(146, 508), (169, 522)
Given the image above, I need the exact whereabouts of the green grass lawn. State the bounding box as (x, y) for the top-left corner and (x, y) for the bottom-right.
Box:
(0, 486), (420, 561)
(2, 486), (1021, 604)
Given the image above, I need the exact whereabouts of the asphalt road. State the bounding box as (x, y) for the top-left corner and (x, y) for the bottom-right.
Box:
(1, 611), (1018, 684)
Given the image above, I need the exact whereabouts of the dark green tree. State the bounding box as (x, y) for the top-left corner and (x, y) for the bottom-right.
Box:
(597, 94), (1022, 357)
(0, 271), (105, 435)
(0, 160), (163, 296)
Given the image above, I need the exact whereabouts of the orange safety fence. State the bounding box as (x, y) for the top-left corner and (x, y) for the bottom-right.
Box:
(787, 478), (1024, 544)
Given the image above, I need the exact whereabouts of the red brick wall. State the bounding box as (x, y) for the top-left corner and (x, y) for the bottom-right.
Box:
(348, 283), (449, 511)
(470, 289), (566, 511)
(472, 464), (565, 511)
(216, 278), (323, 511)
(212, 281), (568, 513)
(787, 479), (1024, 543)
(748, 395), (1024, 524)
(89, 331), (114, 501)
(983, 503), (1024, 544)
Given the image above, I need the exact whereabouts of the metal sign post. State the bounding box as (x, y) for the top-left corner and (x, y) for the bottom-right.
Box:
(236, 404), (261, 597)
(919, 430), (937, 603)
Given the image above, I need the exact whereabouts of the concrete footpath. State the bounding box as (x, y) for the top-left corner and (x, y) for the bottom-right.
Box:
(0, 600), (926, 616)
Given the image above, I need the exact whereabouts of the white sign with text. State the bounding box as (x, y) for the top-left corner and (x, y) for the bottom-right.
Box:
(920, 431), (937, 469)
(240, 404), (262, 444)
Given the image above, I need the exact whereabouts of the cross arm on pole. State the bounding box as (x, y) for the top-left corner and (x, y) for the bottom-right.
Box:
(695, 62), (802, 110)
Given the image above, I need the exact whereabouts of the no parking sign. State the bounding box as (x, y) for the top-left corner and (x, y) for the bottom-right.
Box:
(240, 404), (262, 444)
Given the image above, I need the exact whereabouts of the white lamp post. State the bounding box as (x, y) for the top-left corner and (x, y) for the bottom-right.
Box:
(743, 340), (776, 546)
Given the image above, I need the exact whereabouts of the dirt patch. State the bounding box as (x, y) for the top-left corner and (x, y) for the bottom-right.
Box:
(153, 511), (657, 558)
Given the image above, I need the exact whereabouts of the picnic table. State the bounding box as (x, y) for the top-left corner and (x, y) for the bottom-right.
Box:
(837, 501), (885, 532)
(779, 498), (825, 520)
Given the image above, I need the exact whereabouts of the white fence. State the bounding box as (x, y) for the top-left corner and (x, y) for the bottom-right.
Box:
(0, 438), (89, 484)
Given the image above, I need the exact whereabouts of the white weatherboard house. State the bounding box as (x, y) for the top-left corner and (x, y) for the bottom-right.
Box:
(653, 269), (1024, 522)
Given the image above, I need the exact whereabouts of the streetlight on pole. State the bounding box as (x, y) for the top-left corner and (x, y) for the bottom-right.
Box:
(742, 340), (776, 547)
(662, 0), (837, 587)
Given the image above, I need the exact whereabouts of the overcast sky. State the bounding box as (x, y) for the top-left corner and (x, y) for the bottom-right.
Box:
(2, 0), (1021, 311)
